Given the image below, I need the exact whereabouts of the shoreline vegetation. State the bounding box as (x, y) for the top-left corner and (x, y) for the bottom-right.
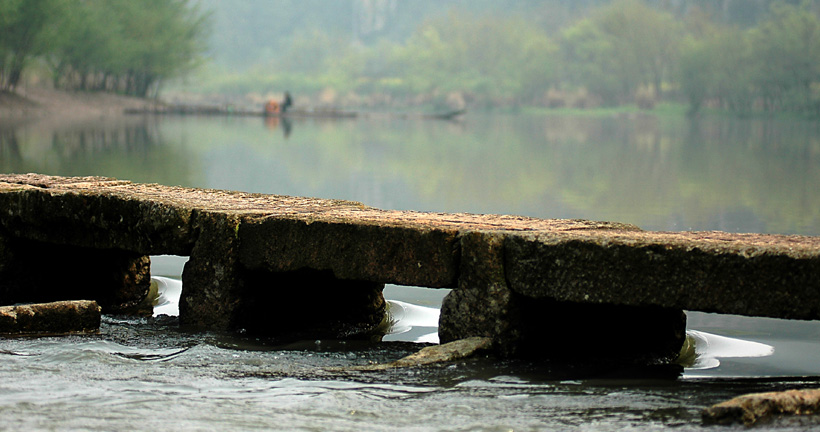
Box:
(0, 0), (820, 118)
(2, 87), (818, 127)
(170, 0), (820, 118)
(4, 1), (820, 119)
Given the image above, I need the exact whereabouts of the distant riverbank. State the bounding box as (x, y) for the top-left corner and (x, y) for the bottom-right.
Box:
(0, 87), (155, 125)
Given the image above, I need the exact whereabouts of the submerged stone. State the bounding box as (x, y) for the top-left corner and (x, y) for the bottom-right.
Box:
(703, 388), (820, 426)
(344, 336), (493, 371)
(0, 300), (101, 334)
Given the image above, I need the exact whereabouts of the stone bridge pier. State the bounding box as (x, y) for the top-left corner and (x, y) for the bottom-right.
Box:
(1, 174), (819, 365)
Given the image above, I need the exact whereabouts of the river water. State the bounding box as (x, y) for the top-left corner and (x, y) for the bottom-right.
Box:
(1, 112), (820, 430)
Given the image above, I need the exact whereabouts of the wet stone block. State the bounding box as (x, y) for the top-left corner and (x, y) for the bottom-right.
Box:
(703, 388), (820, 426)
(439, 232), (522, 354)
(441, 231), (686, 364)
(238, 217), (459, 288)
(0, 300), (101, 334)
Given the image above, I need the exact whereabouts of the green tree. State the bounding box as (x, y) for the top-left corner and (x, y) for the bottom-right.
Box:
(560, 0), (683, 105)
(115, 0), (210, 97)
(49, 1), (118, 91)
(678, 27), (755, 114)
(48, 0), (209, 97)
(748, 1), (820, 112)
(0, 0), (57, 91)
(391, 12), (556, 104)
(680, 1), (820, 115)
(560, 18), (626, 104)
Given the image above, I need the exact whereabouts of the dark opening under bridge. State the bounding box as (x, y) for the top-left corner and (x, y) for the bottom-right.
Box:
(1, 174), (819, 364)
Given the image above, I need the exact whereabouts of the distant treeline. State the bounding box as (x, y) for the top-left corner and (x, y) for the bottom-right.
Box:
(202, 0), (820, 115)
(0, 0), (208, 97)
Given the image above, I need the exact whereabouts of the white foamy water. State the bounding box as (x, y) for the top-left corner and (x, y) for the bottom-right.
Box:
(683, 329), (775, 370)
(151, 276), (182, 317)
(149, 276), (441, 343)
(148, 274), (778, 368)
(384, 300), (441, 343)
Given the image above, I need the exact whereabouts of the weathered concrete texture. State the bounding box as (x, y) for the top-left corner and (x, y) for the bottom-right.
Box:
(440, 231), (686, 362)
(506, 231), (820, 320)
(179, 212), (242, 329)
(1, 173), (820, 359)
(440, 232), (522, 353)
(703, 388), (820, 426)
(0, 300), (101, 334)
(238, 217), (459, 287)
(0, 175), (196, 255)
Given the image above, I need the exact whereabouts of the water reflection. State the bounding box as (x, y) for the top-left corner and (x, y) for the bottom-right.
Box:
(1, 113), (817, 235)
(2, 113), (820, 430)
(264, 116), (293, 138)
(0, 129), (22, 164)
(0, 117), (199, 186)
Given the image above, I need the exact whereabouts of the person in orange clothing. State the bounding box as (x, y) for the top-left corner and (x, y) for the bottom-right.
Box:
(264, 99), (279, 115)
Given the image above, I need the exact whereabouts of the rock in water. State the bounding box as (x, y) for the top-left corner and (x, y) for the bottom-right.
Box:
(703, 388), (820, 426)
(0, 300), (101, 334)
(347, 336), (494, 371)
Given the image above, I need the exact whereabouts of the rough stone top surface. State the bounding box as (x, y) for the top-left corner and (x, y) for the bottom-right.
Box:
(2, 173), (818, 256)
(2, 173), (819, 320)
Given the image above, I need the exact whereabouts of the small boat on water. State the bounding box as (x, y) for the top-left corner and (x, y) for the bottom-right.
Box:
(424, 108), (466, 120)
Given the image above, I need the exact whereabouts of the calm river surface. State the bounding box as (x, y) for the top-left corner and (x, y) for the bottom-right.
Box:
(1, 112), (820, 430)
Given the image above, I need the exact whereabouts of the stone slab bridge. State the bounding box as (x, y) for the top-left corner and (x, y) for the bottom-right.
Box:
(1, 174), (819, 364)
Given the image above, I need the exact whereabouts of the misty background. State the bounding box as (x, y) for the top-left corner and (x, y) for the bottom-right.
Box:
(180, 0), (820, 115)
(4, 0), (820, 116)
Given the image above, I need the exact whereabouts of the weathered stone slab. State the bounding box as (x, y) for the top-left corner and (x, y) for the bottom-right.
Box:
(703, 388), (820, 426)
(238, 217), (459, 287)
(440, 231), (687, 362)
(179, 212), (242, 329)
(505, 230), (820, 320)
(1, 173), (820, 361)
(0, 174), (196, 255)
(0, 300), (101, 334)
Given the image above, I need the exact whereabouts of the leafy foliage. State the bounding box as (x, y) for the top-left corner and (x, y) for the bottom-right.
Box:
(0, 0), (58, 91)
(49, 0), (209, 97)
(388, 12), (556, 102)
(3, 0), (820, 115)
(0, 0), (209, 97)
(679, 1), (820, 115)
(190, 0), (820, 115)
(559, 0), (683, 105)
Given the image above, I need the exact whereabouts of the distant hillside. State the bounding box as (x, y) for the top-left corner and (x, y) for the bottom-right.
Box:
(199, 0), (813, 72)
